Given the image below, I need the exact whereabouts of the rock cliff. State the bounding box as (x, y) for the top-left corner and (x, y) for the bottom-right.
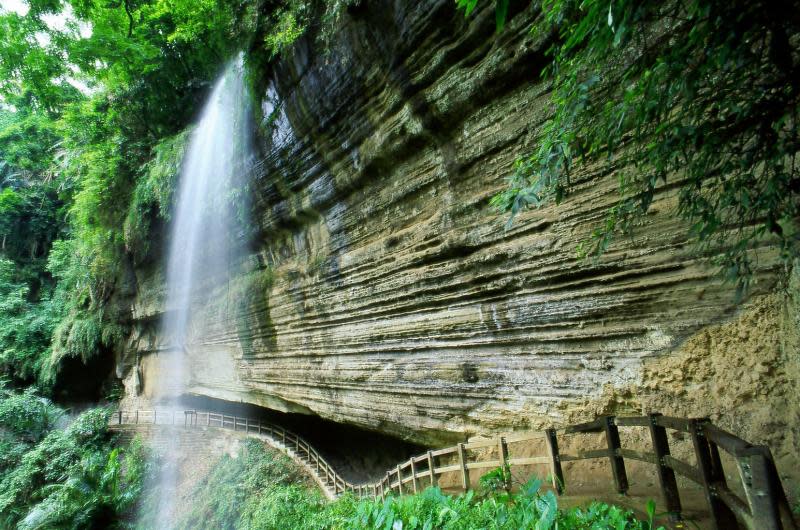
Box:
(120, 0), (798, 489)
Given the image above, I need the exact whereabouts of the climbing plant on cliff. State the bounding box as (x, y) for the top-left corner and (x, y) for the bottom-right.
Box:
(473, 0), (800, 291)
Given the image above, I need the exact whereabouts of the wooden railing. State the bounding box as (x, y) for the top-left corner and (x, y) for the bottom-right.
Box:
(114, 410), (796, 530)
(113, 409), (351, 500)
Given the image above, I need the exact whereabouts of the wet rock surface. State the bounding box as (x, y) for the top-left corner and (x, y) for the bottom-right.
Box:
(121, 0), (796, 490)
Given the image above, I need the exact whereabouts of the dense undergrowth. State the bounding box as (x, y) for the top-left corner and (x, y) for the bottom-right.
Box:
(0, 384), (147, 529)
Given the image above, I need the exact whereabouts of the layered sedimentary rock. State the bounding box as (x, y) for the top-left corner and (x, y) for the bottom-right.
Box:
(121, 0), (797, 487)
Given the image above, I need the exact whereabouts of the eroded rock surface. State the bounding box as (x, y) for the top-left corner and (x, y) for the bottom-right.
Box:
(120, 0), (796, 489)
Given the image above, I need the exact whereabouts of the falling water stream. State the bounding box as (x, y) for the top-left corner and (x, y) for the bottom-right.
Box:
(152, 55), (253, 528)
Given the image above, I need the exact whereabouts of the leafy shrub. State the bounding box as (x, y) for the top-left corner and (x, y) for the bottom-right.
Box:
(172, 438), (315, 530)
(124, 130), (190, 262)
(340, 479), (660, 530)
(0, 259), (61, 384)
(0, 385), (62, 444)
(0, 389), (146, 529)
(41, 239), (125, 389)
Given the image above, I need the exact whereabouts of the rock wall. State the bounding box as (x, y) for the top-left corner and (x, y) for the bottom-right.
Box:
(120, 0), (797, 490)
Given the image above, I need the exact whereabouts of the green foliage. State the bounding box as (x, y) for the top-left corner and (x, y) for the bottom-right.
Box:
(0, 107), (59, 181)
(250, 0), (362, 60)
(0, 385), (62, 445)
(0, 156), (63, 385)
(124, 129), (190, 262)
(0, 186), (61, 384)
(342, 478), (662, 530)
(167, 438), (315, 530)
(472, 0), (800, 290)
(456, 0), (509, 31)
(0, 387), (146, 529)
(16, 443), (146, 530)
(42, 238), (124, 388)
(316, 0), (362, 47)
(477, 462), (512, 495)
(263, 4), (309, 58)
(0, 258), (61, 383)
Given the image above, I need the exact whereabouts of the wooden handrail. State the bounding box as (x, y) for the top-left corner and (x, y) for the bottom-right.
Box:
(112, 410), (795, 530)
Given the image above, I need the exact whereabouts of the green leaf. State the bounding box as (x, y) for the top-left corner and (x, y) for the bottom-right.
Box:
(456, 0), (480, 17)
(495, 0), (509, 31)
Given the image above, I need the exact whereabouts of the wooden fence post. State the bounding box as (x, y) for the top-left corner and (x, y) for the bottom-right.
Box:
(135, 410), (138, 424)
(410, 458), (419, 493)
(427, 451), (438, 488)
(648, 414), (682, 521)
(498, 436), (511, 491)
(603, 416), (629, 494)
(396, 465), (402, 494)
(544, 428), (565, 494)
(690, 419), (739, 529)
(457, 443), (470, 491)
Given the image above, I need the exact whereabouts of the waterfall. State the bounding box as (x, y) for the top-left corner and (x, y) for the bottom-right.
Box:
(151, 55), (253, 528)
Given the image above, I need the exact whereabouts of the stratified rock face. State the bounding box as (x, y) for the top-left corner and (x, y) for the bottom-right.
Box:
(124, 0), (794, 472)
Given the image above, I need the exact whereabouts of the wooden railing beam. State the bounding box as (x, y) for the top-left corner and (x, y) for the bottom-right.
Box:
(111, 408), (794, 520)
